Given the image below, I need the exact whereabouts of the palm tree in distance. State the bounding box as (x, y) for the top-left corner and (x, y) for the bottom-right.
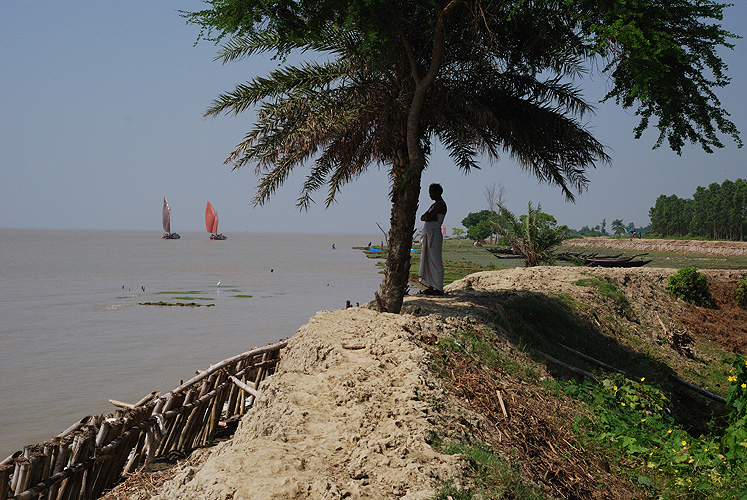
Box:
(491, 202), (569, 267)
(204, 18), (610, 312)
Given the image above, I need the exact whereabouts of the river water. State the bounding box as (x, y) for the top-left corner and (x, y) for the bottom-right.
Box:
(0, 229), (384, 458)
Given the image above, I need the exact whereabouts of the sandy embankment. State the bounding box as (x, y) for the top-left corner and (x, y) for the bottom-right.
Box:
(564, 237), (747, 256)
(152, 307), (464, 500)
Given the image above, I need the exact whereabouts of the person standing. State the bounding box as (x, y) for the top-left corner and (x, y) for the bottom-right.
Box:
(418, 183), (447, 295)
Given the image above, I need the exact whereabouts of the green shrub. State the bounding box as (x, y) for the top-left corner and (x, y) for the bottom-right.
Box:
(736, 275), (747, 310)
(666, 266), (714, 308)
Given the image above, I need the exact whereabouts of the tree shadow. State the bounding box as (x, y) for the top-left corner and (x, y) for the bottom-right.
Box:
(402, 288), (729, 436)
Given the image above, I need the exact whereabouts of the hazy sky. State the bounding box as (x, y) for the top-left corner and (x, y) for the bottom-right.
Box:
(1, 2), (745, 235)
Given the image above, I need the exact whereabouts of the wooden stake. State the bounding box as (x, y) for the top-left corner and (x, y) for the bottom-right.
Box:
(496, 390), (508, 418)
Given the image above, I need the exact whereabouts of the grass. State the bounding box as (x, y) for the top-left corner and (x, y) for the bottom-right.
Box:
(426, 311), (747, 498)
(431, 441), (548, 500)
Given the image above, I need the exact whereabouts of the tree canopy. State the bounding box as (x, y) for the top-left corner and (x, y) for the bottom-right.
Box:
(183, 0), (742, 312)
(649, 179), (747, 240)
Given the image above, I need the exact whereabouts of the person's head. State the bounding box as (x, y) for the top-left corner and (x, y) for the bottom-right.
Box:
(429, 183), (443, 199)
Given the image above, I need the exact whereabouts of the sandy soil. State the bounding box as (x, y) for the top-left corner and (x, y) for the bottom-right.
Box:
(103, 265), (747, 500)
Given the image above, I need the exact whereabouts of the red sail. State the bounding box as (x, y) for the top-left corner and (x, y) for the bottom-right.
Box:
(205, 200), (219, 233)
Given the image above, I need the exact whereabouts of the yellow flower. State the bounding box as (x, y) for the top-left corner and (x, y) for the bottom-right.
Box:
(613, 385), (618, 391)
(682, 440), (687, 446)
(640, 377), (645, 382)
(728, 376), (738, 382)
(641, 418), (647, 422)
(744, 360), (747, 366)
(621, 402), (626, 406)
(742, 384), (747, 389)
(687, 478), (692, 483)
(668, 429), (673, 434)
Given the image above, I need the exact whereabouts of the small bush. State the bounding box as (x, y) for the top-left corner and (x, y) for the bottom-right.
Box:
(737, 275), (747, 310)
(666, 266), (714, 308)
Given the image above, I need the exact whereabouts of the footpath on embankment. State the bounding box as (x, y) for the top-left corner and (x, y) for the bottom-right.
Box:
(563, 236), (747, 256)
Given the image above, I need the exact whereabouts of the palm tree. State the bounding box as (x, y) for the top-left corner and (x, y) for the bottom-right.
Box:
(491, 202), (569, 267)
(204, 18), (609, 312)
(612, 219), (626, 236)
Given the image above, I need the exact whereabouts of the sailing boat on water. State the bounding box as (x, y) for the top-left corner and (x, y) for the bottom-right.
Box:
(205, 200), (227, 240)
(162, 197), (180, 239)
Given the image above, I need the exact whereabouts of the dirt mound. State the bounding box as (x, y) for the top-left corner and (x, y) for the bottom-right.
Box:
(151, 308), (462, 500)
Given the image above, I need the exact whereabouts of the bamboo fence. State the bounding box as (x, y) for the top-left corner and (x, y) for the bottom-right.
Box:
(1, 341), (287, 500)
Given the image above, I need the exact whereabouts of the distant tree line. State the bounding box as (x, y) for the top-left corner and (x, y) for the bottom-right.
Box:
(648, 179), (747, 240)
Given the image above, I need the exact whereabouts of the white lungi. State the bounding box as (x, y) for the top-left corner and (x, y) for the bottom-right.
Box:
(418, 213), (445, 291)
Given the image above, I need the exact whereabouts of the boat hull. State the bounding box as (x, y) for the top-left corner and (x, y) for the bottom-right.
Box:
(587, 259), (652, 267)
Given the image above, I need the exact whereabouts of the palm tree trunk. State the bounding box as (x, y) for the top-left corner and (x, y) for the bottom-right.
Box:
(378, 1), (459, 313)
(379, 146), (423, 313)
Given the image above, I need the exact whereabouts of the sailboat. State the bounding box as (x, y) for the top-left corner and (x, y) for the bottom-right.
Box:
(162, 197), (180, 239)
(205, 200), (227, 240)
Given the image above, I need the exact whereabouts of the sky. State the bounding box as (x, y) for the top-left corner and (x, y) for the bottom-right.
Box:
(1, 2), (745, 235)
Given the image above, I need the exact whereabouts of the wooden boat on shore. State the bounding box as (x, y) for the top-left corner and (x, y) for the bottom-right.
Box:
(586, 254), (651, 267)
(162, 197), (180, 239)
(205, 200), (227, 240)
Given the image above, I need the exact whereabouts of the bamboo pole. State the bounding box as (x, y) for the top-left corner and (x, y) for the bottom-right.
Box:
(55, 417), (90, 439)
(533, 349), (599, 382)
(669, 375), (726, 404)
(556, 343), (628, 375)
(0, 451), (21, 467)
(177, 378), (214, 452)
(229, 375), (259, 397)
(26, 450), (49, 499)
(169, 342), (286, 395)
(0, 464), (12, 500)
(10, 457), (29, 496)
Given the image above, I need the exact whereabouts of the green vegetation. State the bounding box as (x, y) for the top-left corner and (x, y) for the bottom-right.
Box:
(573, 278), (632, 315)
(561, 365), (747, 498)
(423, 295), (747, 498)
(649, 178), (747, 240)
(666, 266), (715, 308)
(433, 442), (547, 500)
(491, 202), (569, 267)
(737, 275), (747, 310)
(232, 294), (254, 298)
